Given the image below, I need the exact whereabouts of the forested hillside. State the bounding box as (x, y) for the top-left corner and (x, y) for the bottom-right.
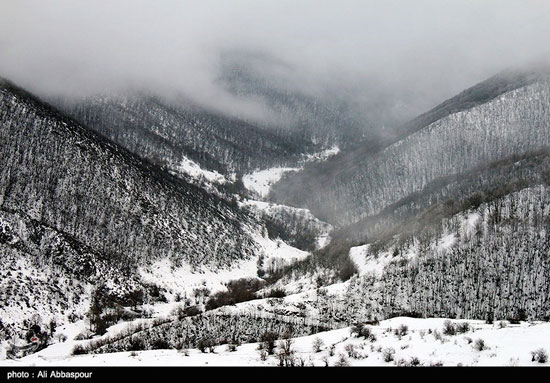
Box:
(0, 79), (263, 336)
(55, 95), (309, 177)
(219, 185), (550, 324)
(219, 52), (368, 149)
(271, 70), (550, 226)
(344, 185), (550, 322)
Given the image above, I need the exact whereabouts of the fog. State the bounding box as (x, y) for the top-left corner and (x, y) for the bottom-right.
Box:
(1, 0), (550, 125)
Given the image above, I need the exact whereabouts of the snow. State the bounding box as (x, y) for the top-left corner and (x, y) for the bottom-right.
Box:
(350, 231), (459, 277)
(137, 228), (310, 302)
(315, 233), (331, 249)
(242, 145), (340, 198)
(302, 146), (340, 162)
(171, 156), (229, 184)
(465, 212), (480, 233)
(348, 245), (393, 277)
(138, 257), (259, 300)
(242, 199), (332, 250)
(5, 317), (550, 366)
(437, 233), (456, 251)
(243, 167), (300, 198)
(252, 231), (311, 268)
(322, 282), (349, 295)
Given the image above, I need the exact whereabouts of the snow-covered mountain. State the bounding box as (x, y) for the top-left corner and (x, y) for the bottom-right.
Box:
(271, 68), (550, 226)
(0, 78), (289, 339)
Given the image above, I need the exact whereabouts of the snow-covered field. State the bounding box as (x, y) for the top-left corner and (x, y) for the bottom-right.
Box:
(243, 167), (301, 198)
(138, 226), (311, 301)
(242, 146), (340, 198)
(2, 317), (549, 366)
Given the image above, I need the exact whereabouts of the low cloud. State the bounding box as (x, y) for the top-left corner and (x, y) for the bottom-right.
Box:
(1, 0), (549, 124)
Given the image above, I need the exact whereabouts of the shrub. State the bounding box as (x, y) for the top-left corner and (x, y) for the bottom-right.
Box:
(277, 335), (295, 367)
(474, 338), (486, 351)
(397, 358), (412, 367)
(350, 323), (364, 337)
(312, 336), (324, 353)
(345, 344), (359, 359)
(531, 348), (548, 364)
(442, 320), (456, 336)
(334, 353), (350, 367)
(205, 278), (263, 310)
(410, 356), (421, 366)
(128, 336), (146, 351)
(351, 323), (376, 341)
(55, 333), (68, 343)
(74, 330), (93, 341)
(183, 306), (202, 317)
(197, 337), (215, 353)
(382, 347), (395, 362)
(456, 322), (470, 334)
(266, 288), (286, 298)
(151, 338), (169, 350)
(260, 331), (278, 355)
(71, 344), (88, 355)
(394, 324), (408, 337)
(508, 309), (528, 325)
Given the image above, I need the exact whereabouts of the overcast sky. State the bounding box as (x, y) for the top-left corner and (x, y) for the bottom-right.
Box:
(1, 0), (550, 124)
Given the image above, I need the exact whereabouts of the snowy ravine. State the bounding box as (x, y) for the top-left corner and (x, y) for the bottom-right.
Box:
(2, 317), (549, 366)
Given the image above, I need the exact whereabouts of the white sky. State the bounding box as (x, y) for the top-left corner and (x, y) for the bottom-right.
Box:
(1, 0), (549, 123)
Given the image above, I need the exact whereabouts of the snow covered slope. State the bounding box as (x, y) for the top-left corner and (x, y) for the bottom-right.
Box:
(54, 94), (314, 177)
(0, 79), (267, 338)
(4, 317), (550, 366)
(344, 185), (550, 321)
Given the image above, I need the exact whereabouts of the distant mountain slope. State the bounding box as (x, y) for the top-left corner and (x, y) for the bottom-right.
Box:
(54, 95), (314, 178)
(398, 68), (546, 138)
(0, 79), (262, 334)
(271, 69), (550, 226)
(53, 53), (373, 182)
(332, 148), (550, 245)
(218, 52), (368, 149)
